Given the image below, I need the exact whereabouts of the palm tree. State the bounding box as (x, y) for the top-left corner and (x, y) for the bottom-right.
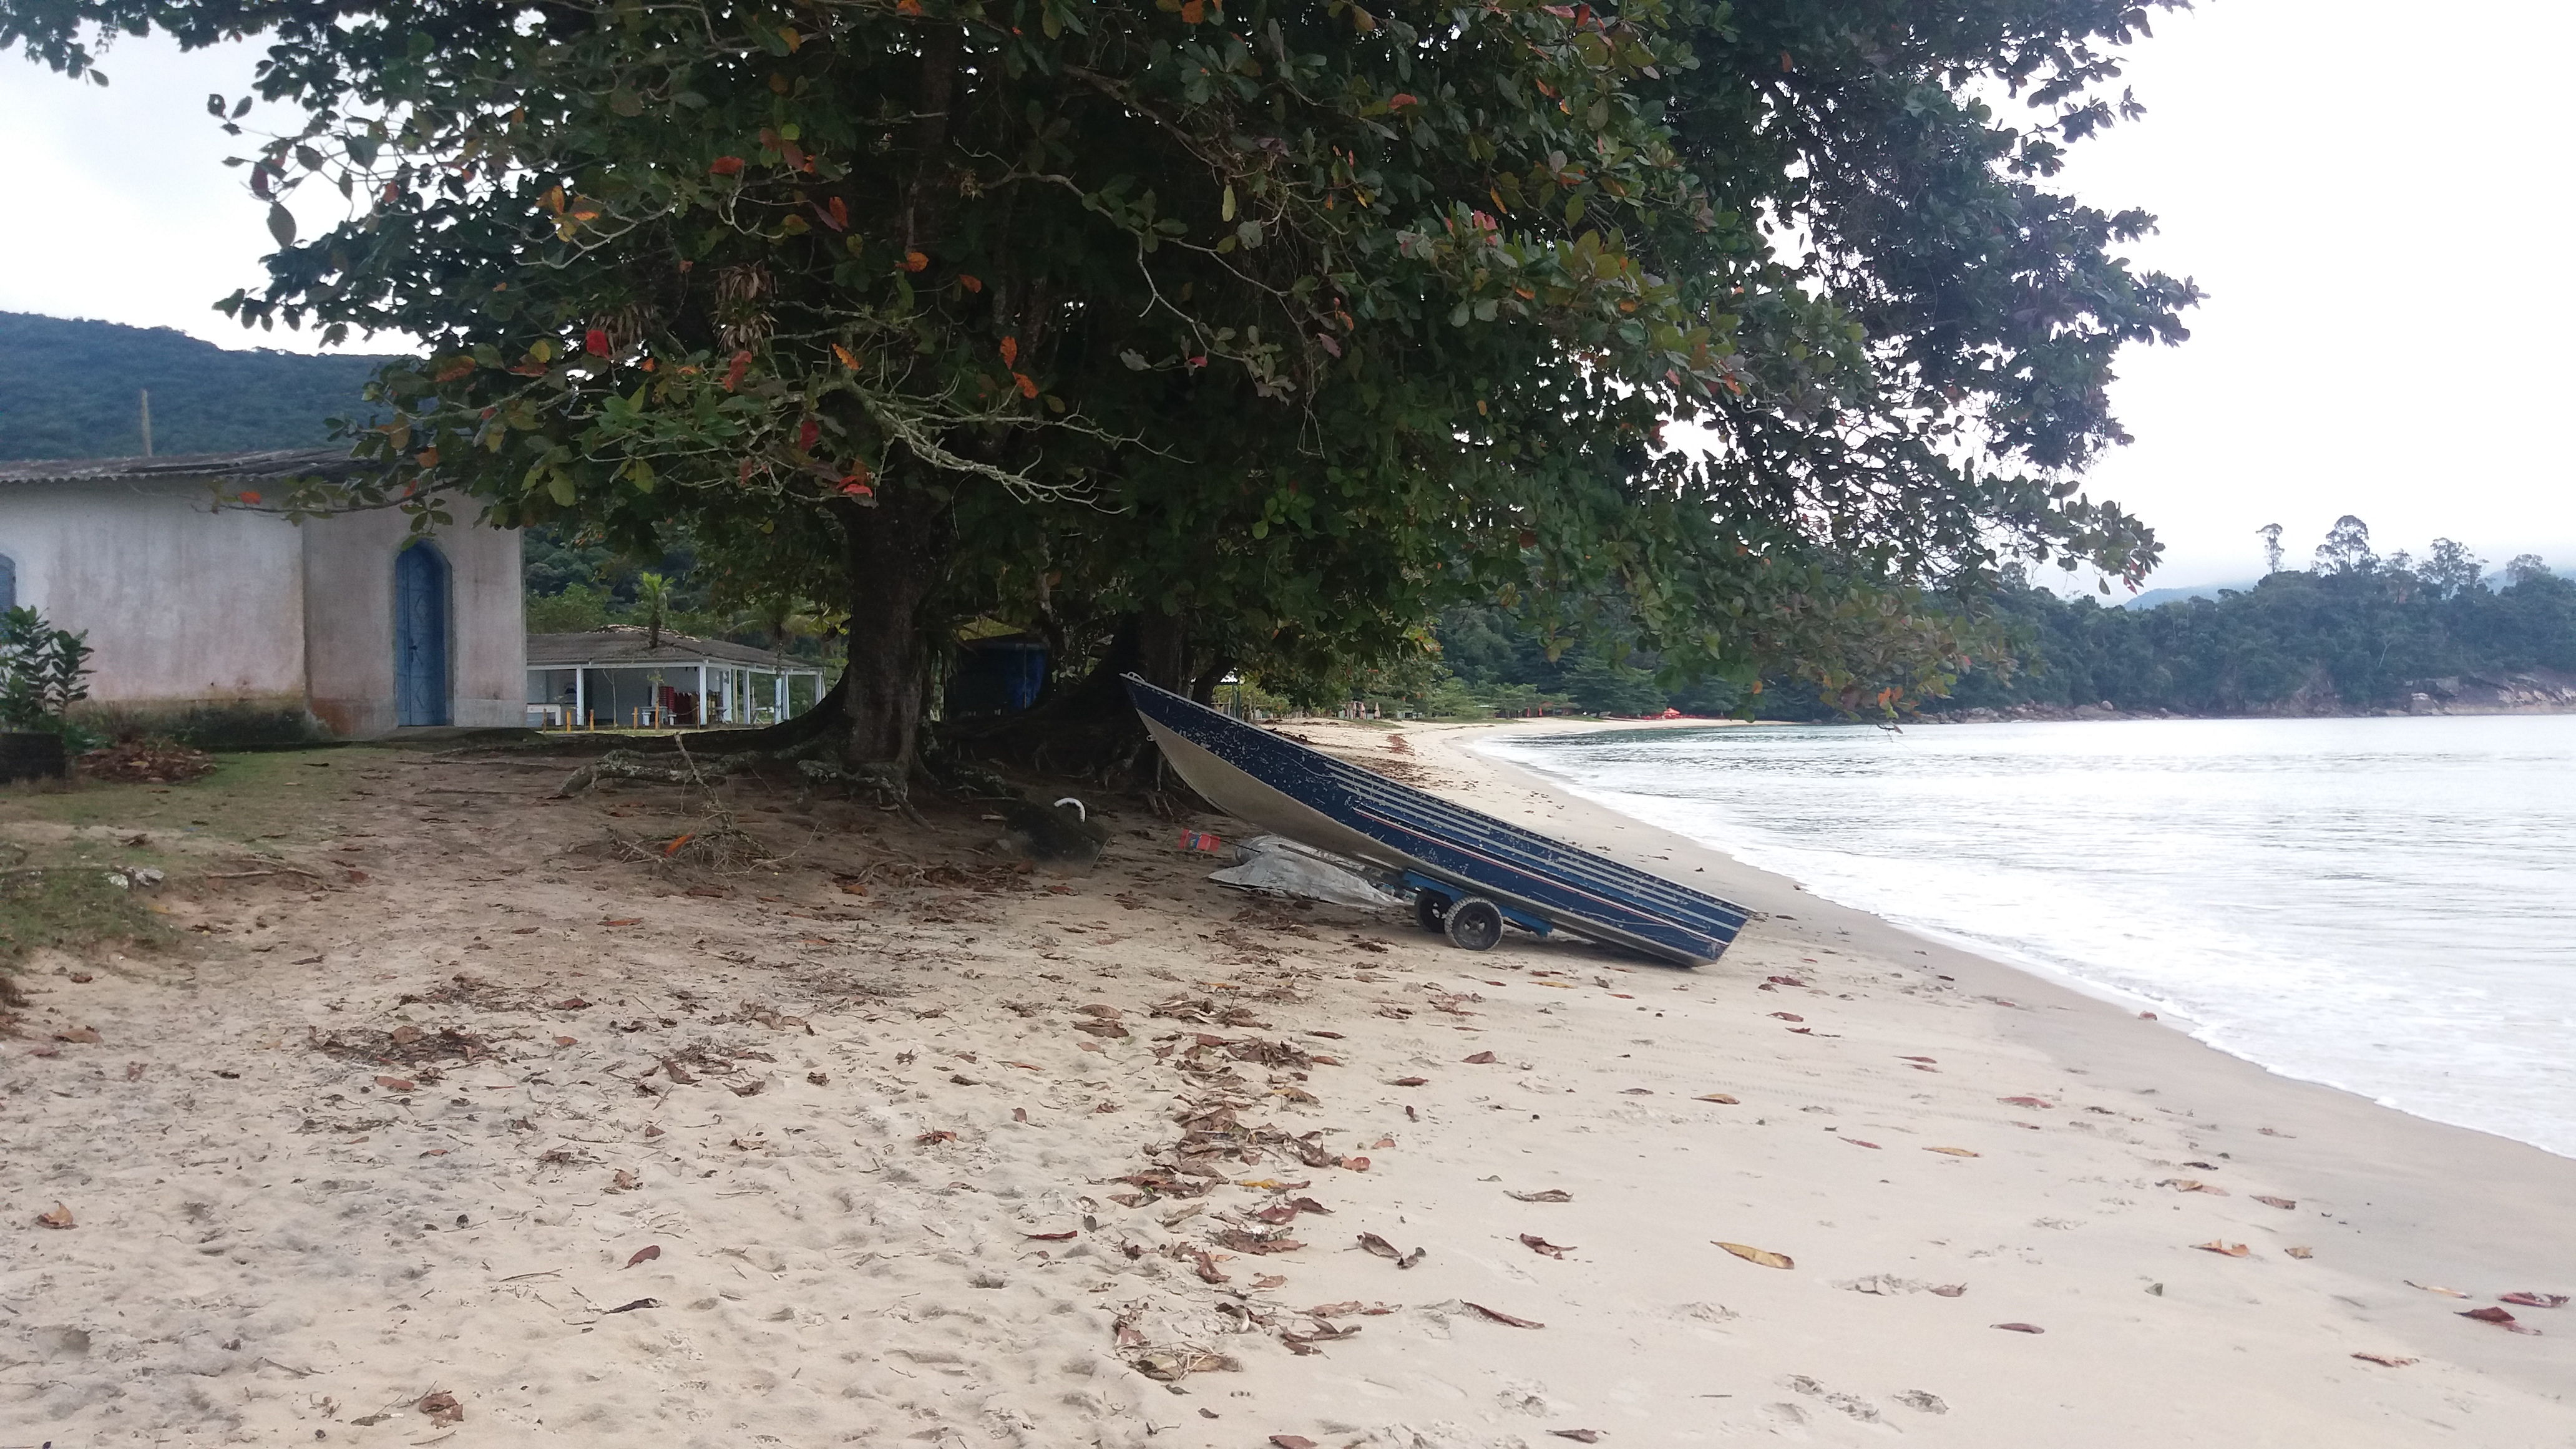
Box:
(635, 572), (672, 649)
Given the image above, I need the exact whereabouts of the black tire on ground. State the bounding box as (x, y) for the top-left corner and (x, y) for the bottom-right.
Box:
(1444, 896), (1505, 952)
(1413, 889), (1451, 934)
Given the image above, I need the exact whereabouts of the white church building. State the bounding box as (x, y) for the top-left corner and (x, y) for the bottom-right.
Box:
(0, 449), (524, 736)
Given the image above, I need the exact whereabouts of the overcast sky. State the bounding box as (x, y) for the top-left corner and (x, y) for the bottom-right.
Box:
(3, 2), (2569, 588)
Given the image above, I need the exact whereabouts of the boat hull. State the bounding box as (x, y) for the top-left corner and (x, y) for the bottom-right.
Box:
(1125, 676), (1747, 965)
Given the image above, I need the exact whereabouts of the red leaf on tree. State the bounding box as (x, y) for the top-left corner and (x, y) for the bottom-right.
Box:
(1389, 93), (1420, 109)
(1014, 372), (1038, 399)
(798, 419), (820, 451)
(959, 273), (983, 292)
(723, 350), (753, 391)
(236, 490), (262, 505)
(998, 336), (1020, 367)
(709, 155), (745, 176)
(903, 250), (929, 271)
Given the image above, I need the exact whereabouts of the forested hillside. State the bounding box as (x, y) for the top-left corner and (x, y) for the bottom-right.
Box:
(1387, 524), (2575, 721)
(1947, 564), (2576, 716)
(0, 313), (391, 460)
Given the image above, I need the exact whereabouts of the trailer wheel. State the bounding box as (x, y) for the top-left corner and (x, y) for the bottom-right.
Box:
(1413, 889), (1451, 934)
(1444, 897), (1504, 952)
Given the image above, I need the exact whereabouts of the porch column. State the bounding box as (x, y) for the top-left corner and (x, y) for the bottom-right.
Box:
(573, 668), (587, 728)
(695, 663), (709, 725)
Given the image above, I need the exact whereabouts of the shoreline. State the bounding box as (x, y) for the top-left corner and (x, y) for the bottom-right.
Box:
(1450, 713), (2576, 1164)
(1386, 718), (2576, 1403)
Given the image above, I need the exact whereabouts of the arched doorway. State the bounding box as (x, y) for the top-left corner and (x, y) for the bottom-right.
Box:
(394, 544), (452, 726)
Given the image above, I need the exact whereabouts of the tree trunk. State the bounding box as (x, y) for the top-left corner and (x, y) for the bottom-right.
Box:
(837, 487), (948, 766)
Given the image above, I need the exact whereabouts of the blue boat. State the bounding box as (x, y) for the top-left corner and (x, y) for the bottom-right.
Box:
(1124, 675), (1749, 965)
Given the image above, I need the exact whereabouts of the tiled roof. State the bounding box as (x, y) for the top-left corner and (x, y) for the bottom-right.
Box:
(525, 627), (821, 671)
(0, 447), (368, 484)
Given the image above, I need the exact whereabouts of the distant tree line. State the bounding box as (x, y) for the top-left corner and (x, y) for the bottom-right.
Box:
(1329, 517), (2571, 721)
(1944, 520), (2572, 715)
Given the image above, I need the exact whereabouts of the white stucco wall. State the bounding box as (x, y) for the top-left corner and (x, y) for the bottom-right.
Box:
(0, 479), (522, 736)
(303, 507), (524, 734)
(0, 480), (308, 713)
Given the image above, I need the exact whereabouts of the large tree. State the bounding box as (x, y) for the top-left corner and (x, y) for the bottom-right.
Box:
(4, 0), (2196, 758)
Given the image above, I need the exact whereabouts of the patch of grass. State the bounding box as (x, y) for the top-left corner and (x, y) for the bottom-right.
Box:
(0, 859), (173, 967)
(0, 745), (404, 846)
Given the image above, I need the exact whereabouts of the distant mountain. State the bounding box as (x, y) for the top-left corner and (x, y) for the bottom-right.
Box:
(2123, 579), (2260, 610)
(0, 312), (398, 462)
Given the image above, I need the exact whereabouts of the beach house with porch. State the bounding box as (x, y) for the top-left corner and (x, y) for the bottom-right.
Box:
(525, 626), (829, 729)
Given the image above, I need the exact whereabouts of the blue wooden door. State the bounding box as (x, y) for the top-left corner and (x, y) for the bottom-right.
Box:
(394, 545), (452, 726)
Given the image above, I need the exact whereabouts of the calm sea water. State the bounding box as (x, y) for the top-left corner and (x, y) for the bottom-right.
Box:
(1478, 715), (2576, 1159)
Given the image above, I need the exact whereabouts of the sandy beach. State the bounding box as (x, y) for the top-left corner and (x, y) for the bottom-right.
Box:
(4, 720), (2572, 1447)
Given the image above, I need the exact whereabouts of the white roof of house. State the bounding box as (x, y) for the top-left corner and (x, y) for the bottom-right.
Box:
(0, 447), (366, 484)
(526, 626), (820, 671)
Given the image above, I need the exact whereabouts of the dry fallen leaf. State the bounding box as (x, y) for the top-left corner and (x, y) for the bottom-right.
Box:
(1252, 1273), (1287, 1289)
(1520, 1234), (1575, 1259)
(1998, 1096), (2054, 1109)
(2253, 1195), (2296, 1210)
(2193, 1241), (2252, 1257)
(1390, 1076), (1429, 1086)
(625, 1244), (661, 1268)
(2351, 1352), (2417, 1367)
(2164, 1179), (2229, 1196)
(36, 1203), (75, 1230)
(2407, 1281), (2471, 1297)
(54, 1027), (101, 1044)
(2459, 1305), (2540, 1334)
(1715, 1241), (1793, 1270)
(1508, 1189), (1573, 1203)
(1896, 1055), (1936, 1063)
(1768, 1012), (1805, 1022)
(2285, 1246), (2314, 1259)
(1992, 1322), (2045, 1334)
(1843, 1138), (1882, 1149)
(1694, 1093), (1739, 1104)
(1930, 1284), (1967, 1297)
(1549, 1432), (1606, 1443)
(373, 1075), (416, 1093)
(1464, 1301), (1545, 1329)
(1462, 1051), (1498, 1064)
(611, 1169), (639, 1191)
(1359, 1232), (1403, 1261)
(554, 1035), (578, 1047)
(602, 917), (640, 927)
(417, 1390), (463, 1425)
(1269, 1437), (1319, 1449)
(2501, 1292), (2569, 1309)
(1925, 1146), (1980, 1157)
